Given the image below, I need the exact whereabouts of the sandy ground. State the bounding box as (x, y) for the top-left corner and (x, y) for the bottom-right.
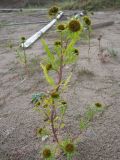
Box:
(0, 10), (120, 160)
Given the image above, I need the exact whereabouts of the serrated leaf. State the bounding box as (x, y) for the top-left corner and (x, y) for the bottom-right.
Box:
(60, 105), (67, 115)
(65, 39), (76, 56)
(41, 63), (55, 86)
(62, 73), (72, 90)
(31, 92), (45, 103)
(41, 39), (55, 63)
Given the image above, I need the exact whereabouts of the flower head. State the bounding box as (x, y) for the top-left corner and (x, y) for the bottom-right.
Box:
(95, 102), (102, 108)
(42, 148), (52, 159)
(48, 6), (59, 16)
(83, 16), (91, 26)
(61, 100), (67, 105)
(68, 20), (81, 32)
(51, 92), (59, 99)
(46, 64), (52, 71)
(21, 36), (25, 43)
(54, 41), (61, 46)
(37, 128), (43, 135)
(35, 101), (41, 107)
(65, 143), (75, 154)
(57, 24), (65, 31)
(73, 48), (79, 55)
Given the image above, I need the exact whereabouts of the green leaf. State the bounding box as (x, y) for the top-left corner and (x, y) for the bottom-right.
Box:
(41, 63), (55, 86)
(65, 39), (77, 56)
(62, 73), (72, 90)
(60, 123), (65, 129)
(41, 39), (55, 63)
(79, 119), (88, 131)
(60, 105), (67, 115)
(31, 92), (45, 103)
(85, 107), (96, 121)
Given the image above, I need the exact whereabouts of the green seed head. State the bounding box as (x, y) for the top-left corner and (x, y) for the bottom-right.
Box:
(65, 143), (75, 154)
(46, 64), (52, 71)
(48, 6), (59, 16)
(37, 128), (43, 135)
(83, 16), (91, 26)
(68, 20), (81, 32)
(61, 101), (67, 105)
(74, 48), (79, 55)
(51, 92), (59, 99)
(54, 41), (61, 46)
(95, 102), (102, 108)
(57, 24), (65, 31)
(21, 36), (25, 42)
(35, 101), (41, 107)
(42, 148), (52, 159)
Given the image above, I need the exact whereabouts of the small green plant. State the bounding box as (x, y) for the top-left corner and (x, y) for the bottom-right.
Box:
(79, 102), (104, 131)
(16, 37), (30, 74)
(21, 37), (27, 65)
(31, 6), (93, 159)
(16, 37), (27, 64)
(82, 15), (92, 59)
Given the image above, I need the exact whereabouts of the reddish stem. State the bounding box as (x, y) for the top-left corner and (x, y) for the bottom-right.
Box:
(51, 105), (59, 143)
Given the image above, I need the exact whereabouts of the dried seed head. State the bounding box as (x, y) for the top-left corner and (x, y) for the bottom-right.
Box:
(42, 148), (52, 159)
(48, 6), (59, 16)
(54, 41), (61, 46)
(57, 24), (65, 31)
(68, 20), (81, 32)
(65, 143), (75, 153)
(46, 64), (52, 71)
(83, 16), (91, 26)
(95, 103), (102, 108)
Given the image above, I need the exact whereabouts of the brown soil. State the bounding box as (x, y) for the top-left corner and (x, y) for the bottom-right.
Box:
(0, 10), (120, 160)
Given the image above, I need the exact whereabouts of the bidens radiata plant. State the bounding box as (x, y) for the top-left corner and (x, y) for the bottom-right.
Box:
(32, 6), (94, 160)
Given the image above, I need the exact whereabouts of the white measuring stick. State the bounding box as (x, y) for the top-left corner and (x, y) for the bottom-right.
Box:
(21, 11), (63, 48)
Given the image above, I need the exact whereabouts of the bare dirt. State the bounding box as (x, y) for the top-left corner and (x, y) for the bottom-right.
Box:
(0, 10), (120, 160)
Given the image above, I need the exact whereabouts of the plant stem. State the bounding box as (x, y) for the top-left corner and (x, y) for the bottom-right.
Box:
(23, 47), (29, 74)
(51, 32), (65, 143)
(23, 48), (27, 65)
(58, 32), (64, 85)
(98, 40), (100, 52)
(51, 105), (59, 144)
(88, 28), (91, 59)
(58, 54), (63, 84)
